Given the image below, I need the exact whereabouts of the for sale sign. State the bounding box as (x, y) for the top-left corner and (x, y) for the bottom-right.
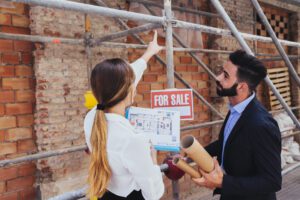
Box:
(151, 89), (194, 120)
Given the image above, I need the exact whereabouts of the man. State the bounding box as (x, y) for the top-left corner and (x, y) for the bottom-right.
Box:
(193, 50), (282, 200)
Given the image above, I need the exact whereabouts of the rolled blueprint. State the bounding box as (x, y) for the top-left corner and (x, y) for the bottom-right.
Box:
(173, 157), (201, 178)
(181, 135), (214, 172)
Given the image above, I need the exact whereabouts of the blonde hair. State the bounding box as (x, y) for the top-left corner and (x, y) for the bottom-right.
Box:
(88, 110), (110, 197)
(88, 58), (135, 198)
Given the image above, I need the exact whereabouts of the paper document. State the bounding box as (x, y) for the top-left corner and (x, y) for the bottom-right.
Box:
(127, 107), (180, 152)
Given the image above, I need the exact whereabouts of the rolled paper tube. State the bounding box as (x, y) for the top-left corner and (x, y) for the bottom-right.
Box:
(181, 135), (214, 172)
(173, 157), (201, 178)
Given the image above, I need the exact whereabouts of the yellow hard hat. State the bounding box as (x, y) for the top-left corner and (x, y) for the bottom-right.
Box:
(84, 90), (98, 110)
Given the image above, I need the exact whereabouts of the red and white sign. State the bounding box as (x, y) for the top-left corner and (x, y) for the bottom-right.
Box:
(151, 89), (194, 120)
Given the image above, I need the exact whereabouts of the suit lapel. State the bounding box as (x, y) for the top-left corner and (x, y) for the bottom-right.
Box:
(224, 98), (257, 147)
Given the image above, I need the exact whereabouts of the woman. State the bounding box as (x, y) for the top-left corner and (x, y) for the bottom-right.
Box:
(84, 31), (164, 200)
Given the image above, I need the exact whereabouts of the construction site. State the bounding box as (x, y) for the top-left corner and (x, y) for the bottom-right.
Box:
(0, 0), (300, 199)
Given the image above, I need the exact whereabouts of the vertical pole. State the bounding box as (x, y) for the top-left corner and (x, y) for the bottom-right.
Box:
(164, 0), (175, 88)
(210, 0), (300, 129)
(251, 0), (300, 87)
(164, 1), (179, 200)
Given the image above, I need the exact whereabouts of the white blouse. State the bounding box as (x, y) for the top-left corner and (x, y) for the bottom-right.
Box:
(84, 58), (164, 200)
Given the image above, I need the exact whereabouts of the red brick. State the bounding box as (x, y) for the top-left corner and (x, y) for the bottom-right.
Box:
(151, 83), (164, 90)
(0, 3), (26, 15)
(0, 66), (14, 77)
(192, 74), (202, 80)
(0, 105), (4, 115)
(17, 163), (35, 177)
(13, 41), (33, 52)
(0, 130), (4, 142)
(15, 66), (33, 77)
(5, 103), (32, 115)
(2, 53), (19, 65)
(0, 91), (14, 103)
(143, 74), (157, 82)
(175, 65), (187, 72)
(17, 139), (36, 153)
(0, 116), (16, 129)
(2, 78), (30, 89)
(0, 192), (18, 200)
(137, 84), (150, 93)
(0, 13), (11, 25)
(17, 115), (33, 127)
(1, 26), (30, 34)
(0, 142), (17, 156)
(0, 167), (18, 181)
(0, 181), (5, 193)
(15, 90), (34, 102)
(12, 15), (29, 27)
(187, 65), (198, 72)
(19, 187), (36, 200)
(0, 39), (13, 51)
(7, 176), (34, 191)
(5, 127), (32, 141)
(180, 56), (192, 64)
(21, 53), (32, 64)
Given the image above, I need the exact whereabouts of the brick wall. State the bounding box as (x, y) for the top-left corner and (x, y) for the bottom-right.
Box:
(1, 0), (299, 199)
(0, 2), (36, 200)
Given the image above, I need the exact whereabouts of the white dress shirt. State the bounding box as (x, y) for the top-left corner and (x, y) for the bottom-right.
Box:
(84, 58), (164, 200)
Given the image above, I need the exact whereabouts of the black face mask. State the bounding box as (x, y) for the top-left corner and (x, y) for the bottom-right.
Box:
(216, 81), (238, 97)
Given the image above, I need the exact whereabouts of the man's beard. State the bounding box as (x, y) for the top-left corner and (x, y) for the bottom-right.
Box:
(216, 81), (238, 97)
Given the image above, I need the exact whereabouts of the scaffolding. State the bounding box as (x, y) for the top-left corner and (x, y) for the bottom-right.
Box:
(1, 0), (300, 199)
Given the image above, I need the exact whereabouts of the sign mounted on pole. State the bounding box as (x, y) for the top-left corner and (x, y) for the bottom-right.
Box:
(151, 89), (194, 120)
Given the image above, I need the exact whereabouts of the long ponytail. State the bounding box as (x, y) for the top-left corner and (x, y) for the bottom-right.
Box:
(88, 58), (135, 198)
(88, 110), (111, 197)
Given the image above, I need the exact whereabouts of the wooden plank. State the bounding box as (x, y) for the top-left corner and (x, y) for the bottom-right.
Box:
(268, 67), (288, 73)
(269, 72), (289, 79)
(271, 77), (290, 84)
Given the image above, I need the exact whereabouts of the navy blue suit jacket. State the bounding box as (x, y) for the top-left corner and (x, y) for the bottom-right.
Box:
(205, 97), (282, 200)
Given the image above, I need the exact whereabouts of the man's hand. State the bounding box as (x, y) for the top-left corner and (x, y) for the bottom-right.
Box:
(141, 30), (163, 62)
(192, 157), (224, 190)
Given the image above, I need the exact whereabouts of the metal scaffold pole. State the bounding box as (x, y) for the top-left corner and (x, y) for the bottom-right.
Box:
(209, 0), (300, 129)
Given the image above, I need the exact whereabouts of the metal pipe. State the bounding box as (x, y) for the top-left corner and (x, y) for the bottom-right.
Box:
(0, 145), (87, 167)
(260, 56), (300, 62)
(0, 32), (83, 45)
(164, 1), (179, 199)
(126, 0), (220, 18)
(251, 0), (300, 87)
(92, 23), (162, 46)
(11, 0), (165, 24)
(164, 0), (175, 88)
(173, 20), (300, 48)
(209, 0), (300, 129)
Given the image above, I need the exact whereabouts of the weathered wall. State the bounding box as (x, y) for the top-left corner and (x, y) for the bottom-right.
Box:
(0, 0), (299, 199)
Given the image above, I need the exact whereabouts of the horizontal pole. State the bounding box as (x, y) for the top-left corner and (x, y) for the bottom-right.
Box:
(92, 23), (162, 46)
(173, 20), (300, 48)
(0, 32), (83, 45)
(0, 32), (230, 53)
(260, 56), (300, 62)
(10, 0), (165, 24)
(127, 0), (220, 18)
(0, 145), (87, 167)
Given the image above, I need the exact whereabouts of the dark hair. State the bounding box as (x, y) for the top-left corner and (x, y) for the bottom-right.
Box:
(229, 50), (267, 91)
(90, 58), (135, 108)
(88, 58), (135, 197)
